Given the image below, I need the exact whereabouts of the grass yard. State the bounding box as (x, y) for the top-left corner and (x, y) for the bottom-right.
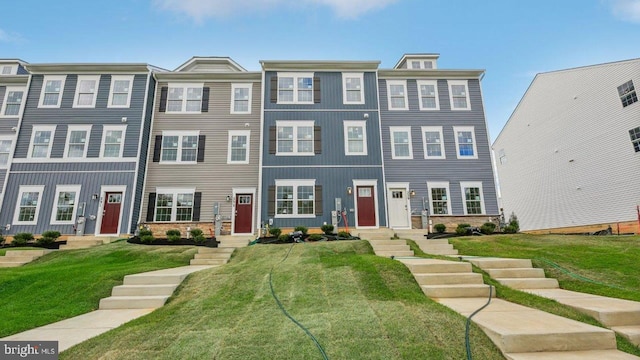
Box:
(61, 241), (504, 360)
(0, 241), (197, 337)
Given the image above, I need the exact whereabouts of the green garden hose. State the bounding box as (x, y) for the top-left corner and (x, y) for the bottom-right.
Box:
(465, 285), (493, 360)
(537, 258), (627, 290)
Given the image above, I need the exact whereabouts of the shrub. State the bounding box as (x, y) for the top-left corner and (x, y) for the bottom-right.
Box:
(269, 227), (282, 238)
(507, 212), (520, 233)
(278, 233), (290, 242)
(455, 224), (471, 236)
(434, 223), (446, 233)
(140, 235), (155, 244)
(166, 229), (181, 243)
(37, 230), (61, 245)
(139, 229), (153, 237)
(480, 222), (496, 235)
(12, 232), (34, 246)
(294, 226), (308, 235)
(0, 234), (4, 246)
(337, 231), (351, 238)
(307, 234), (324, 241)
(190, 228), (206, 243)
(503, 225), (518, 234)
(320, 224), (334, 235)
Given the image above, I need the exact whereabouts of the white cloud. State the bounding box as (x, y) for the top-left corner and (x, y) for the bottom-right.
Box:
(607, 0), (640, 23)
(154, 0), (398, 22)
(0, 28), (23, 43)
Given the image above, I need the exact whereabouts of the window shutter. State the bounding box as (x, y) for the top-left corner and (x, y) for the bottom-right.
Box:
(192, 192), (202, 221)
(268, 185), (276, 216)
(159, 87), (168, 112)
(197, 135), (206, 162)
(314, 126), (321, 154)
(153, 135), (162, 162)
(269, 126), (277, 154)
(313, 77), (321, 103)
(315, 185), (323, 216)
(201, 87), (210, 112)
(270, 77), (278, 103)
(146, 193), (156, 222)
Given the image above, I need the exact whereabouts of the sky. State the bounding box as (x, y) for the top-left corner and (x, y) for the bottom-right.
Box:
(1, 0), (639, 141)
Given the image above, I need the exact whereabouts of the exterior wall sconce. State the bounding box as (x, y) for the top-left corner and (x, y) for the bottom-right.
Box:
(410, 189), (416, 197)
(347, 187), (353, 195)
(226, 195), (231, 202)
(92, 193), (99, 200)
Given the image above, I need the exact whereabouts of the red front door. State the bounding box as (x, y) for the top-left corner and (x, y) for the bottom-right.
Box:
(234, 194), (253, 234)
(356, 186), (376, 227)
(100, 192), (122, 234)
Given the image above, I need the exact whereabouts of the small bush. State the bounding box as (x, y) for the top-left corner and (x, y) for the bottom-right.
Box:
(337, 231), (351, 238)
(320, 224), (334, 235)
(507, 212), (520, 233)
(139, 229), (153, 237)
(503, 225), (517, 234)
(38, 230), (61, 245)
(190, 228), (206, 243)
(166, 229), (181, 237)
(167, 234), (181, 242)
(0, 235), (4, 246)
(434, 224), (446, 233)
(269, 227), (282, 238)
(140, 235), (155, 244)
(307, 234), (324, 241)
(480, 222), (496, 235)
(294, 226), (308, 235)
(12, 232), (34, 246)
(278, 233), (290, 242)
(455, 224), (471, 236)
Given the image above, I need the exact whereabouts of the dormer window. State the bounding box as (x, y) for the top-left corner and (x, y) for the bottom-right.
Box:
(1, 65), (16, 75)
(409, 59), (435, 69)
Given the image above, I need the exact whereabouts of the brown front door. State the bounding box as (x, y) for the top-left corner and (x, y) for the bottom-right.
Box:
(356, 186), (376, 227)
(100, 192), (122, 234)
(234, 194), (253, 234)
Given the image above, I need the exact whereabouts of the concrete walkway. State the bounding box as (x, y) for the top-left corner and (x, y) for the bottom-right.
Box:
(0, 249), (53, 267)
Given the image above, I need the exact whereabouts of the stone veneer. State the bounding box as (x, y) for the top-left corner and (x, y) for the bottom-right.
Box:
(141, 221), (232, 238)
(411, 215), (496, 231)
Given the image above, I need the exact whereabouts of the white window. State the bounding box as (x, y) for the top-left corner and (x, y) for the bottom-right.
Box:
(231, 83), (252, 114)
(101, 125), (126, 158)
(0, 137), (12, 167)
(427, 182), (451, 215)
(1, 86), (25, 117)
(160, 131), (199, 163)
(227, 130), (250, 164)
(411, 61), (421, 69)
(460, 181), (485, 215)
(29, 125), (56, 158)
(342, 73), (364, 104)
(64, 125), (91, 158)
(390, 126), (413, 159)
(421, 126), (445, 159)
(448, 80), (471, 110)
(275, 179), (315, 218)
(13, 185), (45, 225)
(1, 65), (16, 75)
(73, 75), (100, 108)
(154, 188), (195, 222)
(277, 72), (313, 104)
(387, 80), (408, 110)
(166, 83), (203, 113)
(276, 120), (315, 156)
(408, 59), (435, 69)
(50, 185), (81, 225)
(38, 75), (66, 108)
(344, 120), (367, 155)
(453, 126), (478, 159)
(108, 75), (134, 108)
(417, 80), (439, 110)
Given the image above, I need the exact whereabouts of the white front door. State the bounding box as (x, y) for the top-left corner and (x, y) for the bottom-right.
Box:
(388, 188), (410, 228)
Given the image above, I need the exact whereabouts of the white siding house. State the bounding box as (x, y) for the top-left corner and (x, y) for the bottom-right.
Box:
(493, 58), (640, 232)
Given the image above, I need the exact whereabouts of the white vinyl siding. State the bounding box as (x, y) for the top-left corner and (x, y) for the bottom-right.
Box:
(421, 126), (445, 159)
(73, 75), (100, 108)
(277, 72), (313, 104)
(227, 130), (250, 164)
(13, 185), (45, 225)
(1, 86), (25, 117)
(275, 179), (315, 218)
(108, 75), (134, 108)
(231, 83), (252, 114)
(387, 80), (408, 110)
(448, 80), (471, 110)
(453, 126), (478, 159)
(29, 125), (56, 158)
(342, 73), (364, 104)
(38, 76), (66, 108)
(166, 83), (203, 113)
(50, 185), (81, 225)
(390, 126), (413, 159)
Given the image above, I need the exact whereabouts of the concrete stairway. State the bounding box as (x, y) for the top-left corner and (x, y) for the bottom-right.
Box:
(0, 249), (53, 267)
(190, 247), (235, 266)
(60, 236), (119, 250)
(357, 228), (396, 240)
(401, 258), (490, 298)
(368, 239), (414, 257)
(469, 257), (559, 289)
(217, 235), (251, 248)
(414, 239), (458, 256)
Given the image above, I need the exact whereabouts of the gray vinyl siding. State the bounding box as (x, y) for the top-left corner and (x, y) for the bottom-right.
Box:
(380, 78), (499, 215)
(131, 75), (155, 231)
(141, 80), (261, 224)
(17, 65), (28, 75)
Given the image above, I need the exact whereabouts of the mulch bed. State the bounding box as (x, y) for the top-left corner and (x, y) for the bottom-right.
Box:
(1, 241), (67, 250)
(252, 234), (361, 245)
(127, 236), (218, 247)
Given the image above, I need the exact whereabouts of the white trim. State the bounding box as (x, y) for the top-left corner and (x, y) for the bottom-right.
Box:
(386, 182), (411, 229)
(230, 83), (253, 114)
(95, 185), (127, 236)
(153, 187), (196, 222)
(386, 80), (409, 110)
(427, 181), (452, 215)
(38, 75), (66, 108)
(64, 125), (92, 159)
(417, 80), (440, 110)
(353, 179), (379, 229)
(448, 80), (471, 111)
(13, 157), (135, 164)
(256, 71), (266, 232)
(227, 130), (250, 164)
(1, 64), (17, 75)
(276, 72), (314, 104)
(0, 136), (13, 168)
(453, 126), (478, 159)
(390, 126), (413, 159)
(107, 75), (134, 108)
(100, 124), (127, 158)
(343, 120), (368, 156)
(28, 125), (56, 159)
(274, 179), (316, 218)
(421, 126), (445, 159)
(342, 72), (365, 105)
(231, 187), (256, 235)
(159, 130), (200, 164)
(0, 86), (26, 118)
(460, 181), (485, 215)
(13, 185), (45, 225)
(49, 184), (82, 225)
(72, 75), (100, 108)
(165, 82), (204, 114)
(275, 120), (315, 156)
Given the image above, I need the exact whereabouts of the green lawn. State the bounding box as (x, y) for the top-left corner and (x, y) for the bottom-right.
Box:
(0, 241), (197, 337)
(61, 241), (504, 360)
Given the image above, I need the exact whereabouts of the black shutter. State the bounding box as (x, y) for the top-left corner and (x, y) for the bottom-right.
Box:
(159, 87), (168, 112)
(192, 192), (202, 221)
(313, 77), (321, 103)
(269, 126), (277, 154)
(201, 87), (209, 112)
(315, 185), (323, 216)
(268, 185), (276, 216)
(314, 126), (321, 154)
(270, 76), (278, 103)
(153, 135), (162, 162)
(146, 193), (156, 222)
(197, 135), (206, 162)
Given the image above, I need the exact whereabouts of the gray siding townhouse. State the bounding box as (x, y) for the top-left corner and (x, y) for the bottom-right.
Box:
(0, 63), (157, 237)
(260, 61), (386, 231)
(379, 54), (499, 230)
(140, 57), (261, 236)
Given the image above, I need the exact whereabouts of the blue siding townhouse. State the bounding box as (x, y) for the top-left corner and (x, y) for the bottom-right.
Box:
(0, 63), (158, 237)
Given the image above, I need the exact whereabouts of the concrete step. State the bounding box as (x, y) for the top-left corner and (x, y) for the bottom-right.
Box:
(611, 326), (640, 346)
(190, 259), (227, 266)
(506, 350), (640, 360)
(0, 261), (29, 267)
(421, 248), (459, 255)
(197, 247), (235, 254)
(374, 250), (414, 257)
(487, 268), (546, 278)
(99, 295), (169, 309)
(0, 255), (40, 262)
(497, 278), (560, 289)
(414, 272), (484, 285)
(59, 240), (104, 250)
(368, 240), (408, 246)
(469, 257), (532, 269)
(193, 253), (231, 260)
(415, 243), (455, 251)
(400, 258), (472, 274)
(123, 273), (187, 285)
(414, 239), (451, 246)
(358, 230), (395, 240)
(112, 284), (178, 296)
(4, 250), (52, 257)
(370, 244), (410, 252)
(422, 284), (491, 298)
